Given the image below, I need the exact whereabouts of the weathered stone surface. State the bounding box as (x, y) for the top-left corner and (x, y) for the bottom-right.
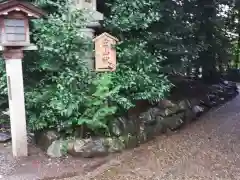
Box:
(157, 99), (176, 108)
(178, 100), (191, 110)
(0, 109), (10, 131)
(184, 104), (205, 123)
(153, 118), (165, 135)
(138, 126), (147, 143)
(226, 90), (237, 98)
(105, 138), (125, 153)
(0, 132), (11, 143)
(139, 118), (165, 142)
(208, 83), (238, 102)
(35, 130), (60, 151)
(0, 114), (9, 123)
(127, 117), (139, 135)
(119, 135), (139, 149)
(139, 108), (163, 125)
(159, 112), (185, 131)
(109, 118), (126, 137)
(144, 125), (160, 140)
(47, 140), (65, 158)
(110, 116), (140, 137)
(200, 96), (216, 108)
(184, 108), (197, 123)
(192, 105), (205, 117)
(187, 98), (200, 108)
(158, 107), (180, 117)
(68, 139), (90, 156)
(139, 109), (154, 124)
(0, 109), (10, 118)
(68, 138), (108, 158)
(27, 133), (35, 144)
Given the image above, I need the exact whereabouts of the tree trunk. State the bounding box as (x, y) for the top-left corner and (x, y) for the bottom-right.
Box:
(235, 8), (240, 68)
(197, 0), (217, 82)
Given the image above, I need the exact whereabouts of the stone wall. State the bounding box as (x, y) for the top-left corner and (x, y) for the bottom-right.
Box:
(38, 79), (239, 158)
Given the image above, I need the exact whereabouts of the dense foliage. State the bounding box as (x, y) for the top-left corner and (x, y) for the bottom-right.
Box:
(0, 0), (239, 136)
(108, 0), (238, 78)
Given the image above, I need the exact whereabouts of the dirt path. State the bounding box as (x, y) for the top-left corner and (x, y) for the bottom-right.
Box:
(65, 94), (240, 180)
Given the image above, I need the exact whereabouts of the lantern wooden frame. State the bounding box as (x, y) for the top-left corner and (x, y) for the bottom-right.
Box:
(0, 0), (45, 48)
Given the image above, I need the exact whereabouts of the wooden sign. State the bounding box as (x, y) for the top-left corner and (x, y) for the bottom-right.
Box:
(93, 32), (118, 72)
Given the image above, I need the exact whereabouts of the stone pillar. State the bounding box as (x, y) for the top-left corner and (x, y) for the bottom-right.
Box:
(3, 49), (28, 157)
(80, 28), (95, 69)
(80, 28), (95, 38)
(71, 0), (103, 69)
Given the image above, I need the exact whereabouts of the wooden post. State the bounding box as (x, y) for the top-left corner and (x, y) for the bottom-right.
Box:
(0, 0), (45, 157)
(3, 49), (28, 157)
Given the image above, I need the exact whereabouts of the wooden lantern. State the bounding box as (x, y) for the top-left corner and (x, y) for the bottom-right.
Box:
(93, 32), (118, 72)
(0, 0), (45, 47)
(0, 0), (45, 157)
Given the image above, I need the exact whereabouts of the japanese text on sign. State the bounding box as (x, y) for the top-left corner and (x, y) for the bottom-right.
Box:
(102, 38), (116, 71)
(93, 32), (118, 71)
(102, 38), (110, 62)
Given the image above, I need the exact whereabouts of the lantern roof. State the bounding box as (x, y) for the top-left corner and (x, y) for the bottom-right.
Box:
(0, 0), (46, 18)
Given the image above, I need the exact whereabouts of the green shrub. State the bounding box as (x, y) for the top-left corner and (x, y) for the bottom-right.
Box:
(76, 73), (121, 136)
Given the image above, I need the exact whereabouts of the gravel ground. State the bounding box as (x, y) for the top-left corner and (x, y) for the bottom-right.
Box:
(0, 138), (113, 180)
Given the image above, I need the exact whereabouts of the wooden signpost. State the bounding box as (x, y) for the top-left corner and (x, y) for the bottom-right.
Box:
(0, 0), (45, 157)
(93, 32), (118, 72)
